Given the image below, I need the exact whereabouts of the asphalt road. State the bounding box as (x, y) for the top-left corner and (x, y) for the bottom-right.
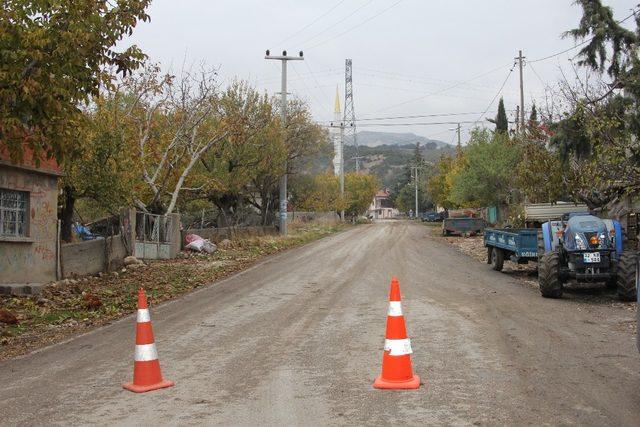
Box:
(1, 221), (638, 426)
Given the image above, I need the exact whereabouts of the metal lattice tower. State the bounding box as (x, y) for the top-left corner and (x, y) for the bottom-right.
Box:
(343, 59), (361, 172)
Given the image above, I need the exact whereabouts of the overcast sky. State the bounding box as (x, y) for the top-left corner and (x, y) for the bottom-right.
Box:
(125, 0), (637, 144)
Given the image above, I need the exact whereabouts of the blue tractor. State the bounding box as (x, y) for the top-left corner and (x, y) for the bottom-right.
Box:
(538, 213), (637, 300)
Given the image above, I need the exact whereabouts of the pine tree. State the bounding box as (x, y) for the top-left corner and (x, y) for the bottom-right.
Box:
(495, 98), (508, 133)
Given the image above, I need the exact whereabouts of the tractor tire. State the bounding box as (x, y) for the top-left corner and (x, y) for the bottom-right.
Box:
(487, 247), (493, 264)
(538, 250), (563, 298)
(491, 248), (504, 271)
(616, 250), (638, 301)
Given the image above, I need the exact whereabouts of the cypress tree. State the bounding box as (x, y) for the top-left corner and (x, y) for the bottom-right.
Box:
(495, 98), (508, 133)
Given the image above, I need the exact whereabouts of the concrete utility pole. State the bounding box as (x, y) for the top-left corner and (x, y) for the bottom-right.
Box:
(339, 122), (345, 221)
(516, 50), (525, 133)
(265, 49), (304, 235)
(456, 123), (461, 148)
(329, 119), (345, 221)
(411, 166), (423, 219)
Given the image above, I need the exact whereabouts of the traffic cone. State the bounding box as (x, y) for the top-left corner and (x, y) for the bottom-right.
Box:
(373, 277), (421, 389)
(123, 288), (174, 393)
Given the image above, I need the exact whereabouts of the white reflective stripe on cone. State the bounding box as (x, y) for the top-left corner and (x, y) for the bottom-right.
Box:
(137, 309), (151, 323)
(134, 343), (159, 361)
(384, 338), (413, 356)
(387, 301), (403, 316)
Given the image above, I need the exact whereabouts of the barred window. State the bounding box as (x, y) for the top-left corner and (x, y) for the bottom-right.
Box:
(0, 189), (29, 237)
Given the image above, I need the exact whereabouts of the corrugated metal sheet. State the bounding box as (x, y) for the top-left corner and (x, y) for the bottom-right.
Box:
(525, 202), (589, 221)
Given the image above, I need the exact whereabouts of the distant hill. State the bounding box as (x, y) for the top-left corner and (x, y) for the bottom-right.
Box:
(302, 130), (456, 191)
(356, 131), (450, 149)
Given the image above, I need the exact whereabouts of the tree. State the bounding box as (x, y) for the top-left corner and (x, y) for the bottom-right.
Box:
(0, 0), (151, 163)
(449, 129), (521, 207)
(545, 0), (640, 208)
(304, 173), (340, 212)
(427, 154), (458, 210)
(344, 172), (378, 218)
(126, 65), (232, 215)
(516, 140), (564, 204)
(60, 94), (139, 241)
(492, 98), (509, 133)
(196, 82), (282, 226)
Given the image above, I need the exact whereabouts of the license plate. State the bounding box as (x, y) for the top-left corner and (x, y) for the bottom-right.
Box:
(583, 252), (601, 263)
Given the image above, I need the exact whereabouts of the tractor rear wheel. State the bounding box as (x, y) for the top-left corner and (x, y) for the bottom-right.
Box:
(539, 250), (563, 298)
(491, 248), (504, 271)
(616, 250), (638, 301)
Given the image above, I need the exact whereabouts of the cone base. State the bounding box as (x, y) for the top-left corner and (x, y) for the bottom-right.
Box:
(373, 374), (420, 389)
(123, 379), (174, 393)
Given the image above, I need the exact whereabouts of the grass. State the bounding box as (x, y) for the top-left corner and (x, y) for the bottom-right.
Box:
(0, 221), (348, 360)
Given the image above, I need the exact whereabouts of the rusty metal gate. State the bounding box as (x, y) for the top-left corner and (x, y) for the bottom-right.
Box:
(135, 212), (173, 259)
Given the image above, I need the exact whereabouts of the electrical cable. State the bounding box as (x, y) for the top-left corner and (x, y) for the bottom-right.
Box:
(306, 0), (404, 50)
(470, 63), (517, 128)
(272, 0), (347, 47)
(298, 0), (375, 47)
(363, 62), (513, 115)
(290, 63), (333, 117)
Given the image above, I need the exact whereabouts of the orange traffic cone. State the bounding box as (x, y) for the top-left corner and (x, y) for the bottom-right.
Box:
(123, 288), (174, 393)
(373, 277), (421, 389)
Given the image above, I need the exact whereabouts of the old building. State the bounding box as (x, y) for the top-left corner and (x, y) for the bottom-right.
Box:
(0, 148), (62, 293)
(368, 189), (398, 219)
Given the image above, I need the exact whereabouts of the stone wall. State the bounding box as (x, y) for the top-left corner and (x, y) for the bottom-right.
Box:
(60, 234), (128, 278)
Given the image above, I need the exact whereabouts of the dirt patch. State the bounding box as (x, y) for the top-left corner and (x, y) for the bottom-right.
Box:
(0, 223), (348, 361)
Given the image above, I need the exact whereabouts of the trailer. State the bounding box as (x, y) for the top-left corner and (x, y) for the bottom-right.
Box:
(442, 217), (485, 236)
(484, 228), (539, 271)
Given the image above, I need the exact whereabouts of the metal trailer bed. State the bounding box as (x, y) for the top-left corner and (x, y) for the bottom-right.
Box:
(484, 228), (539, 271)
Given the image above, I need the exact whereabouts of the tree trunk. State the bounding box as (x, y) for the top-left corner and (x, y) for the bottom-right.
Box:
(60, 186), (75, 242)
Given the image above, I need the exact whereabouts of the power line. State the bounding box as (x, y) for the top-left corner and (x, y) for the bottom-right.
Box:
(298, 0), (375, 47)
(527, 61), (549, 89)
(470, 63), (517, 129)
(364, 62), (513, 115)
(357, 66), (513, 93)
(303, 61), (333, 110)
(306, 0), (404, 50)
(358, 121), (479, 127)
(353, 111), (504, 122)
(273, 0), (347, 47)
(290, 63), (332, 117)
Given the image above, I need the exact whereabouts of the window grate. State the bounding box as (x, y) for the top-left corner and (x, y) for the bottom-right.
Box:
(0, 189), (29, 237)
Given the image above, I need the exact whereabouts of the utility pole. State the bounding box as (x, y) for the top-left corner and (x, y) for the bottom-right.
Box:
(410, 166), (424, 219)
(516, 50), (525, 133)
(456, 123), (461, 148)
(340, 123), (345, 221)
(265, 49), (304, 235)
(329, 119), (345, 221)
